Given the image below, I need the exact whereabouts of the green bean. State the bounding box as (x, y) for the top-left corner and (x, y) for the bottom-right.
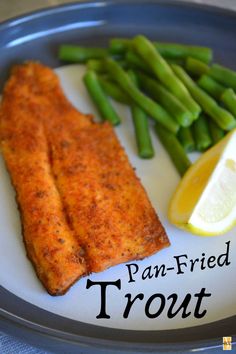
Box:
(197, 75), (225, 100)
(131, 105), (154, 158)
(87, 59), (107, 73)
(192, 114), (212, 151)
(98, 76), (130, 104)
(109, 38), (131, 55)
(125, 51), (183, 73)
(165, 58), (185, 66)
(125, 51), (152, 74)
(154, 42), (213, 63)
(209, 64), (236, 90)
(172, 64), (236, 131)
(155, 123), (191, 176)
(136, 71), (193, 127)
(177, 127), (195, 152)
(109, 38), (213, 63)
(127, 69), (139, 85)
(185, 57), (209, 77)
(132, 35), (201, 120)
(87, 58), (127, 73)
(221, 88), (236, 117)
(208, 119), (225, 144)
(127, 70), (154, 158)
(59, 45), (108, 63)
(83, 70), (121, 125)
(105, 58), (179, 133)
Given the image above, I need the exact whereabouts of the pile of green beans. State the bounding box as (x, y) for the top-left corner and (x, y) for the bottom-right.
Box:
(58, 35), (236, 176)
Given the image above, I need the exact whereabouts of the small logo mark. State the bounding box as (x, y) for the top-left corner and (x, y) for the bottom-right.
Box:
(223, 337), (232, 350)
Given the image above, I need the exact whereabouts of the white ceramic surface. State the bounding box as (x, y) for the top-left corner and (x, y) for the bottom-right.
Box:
(0, 64), (235, 331)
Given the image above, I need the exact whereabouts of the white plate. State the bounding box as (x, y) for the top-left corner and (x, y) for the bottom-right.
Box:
(0, 64), (235, 332)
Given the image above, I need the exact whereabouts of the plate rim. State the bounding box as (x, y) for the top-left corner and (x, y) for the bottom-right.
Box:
(1, 286), (235, 352)
(1, 0), (236, 31)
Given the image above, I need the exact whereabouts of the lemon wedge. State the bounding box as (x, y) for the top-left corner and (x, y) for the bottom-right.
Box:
(168, 128), (236, 236)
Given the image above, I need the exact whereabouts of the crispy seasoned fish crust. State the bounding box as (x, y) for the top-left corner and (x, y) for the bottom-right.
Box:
(0, 62), (170, 295)
(0, 65), (87, 295)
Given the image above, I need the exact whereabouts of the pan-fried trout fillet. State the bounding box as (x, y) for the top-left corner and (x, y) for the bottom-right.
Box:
(0, 62), (170, 295)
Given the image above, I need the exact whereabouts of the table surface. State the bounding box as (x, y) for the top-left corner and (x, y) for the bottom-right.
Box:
(0, 0), (235, 353)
